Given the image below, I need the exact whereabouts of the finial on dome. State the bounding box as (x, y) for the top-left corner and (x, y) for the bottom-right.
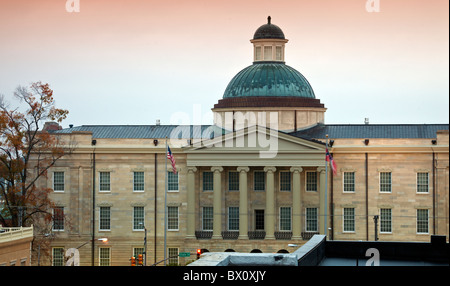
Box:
(267, 16), (271, 25)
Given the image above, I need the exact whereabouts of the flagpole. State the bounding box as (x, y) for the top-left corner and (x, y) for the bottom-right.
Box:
(324, 134), (328, 237)
(164, 137), (168, 265)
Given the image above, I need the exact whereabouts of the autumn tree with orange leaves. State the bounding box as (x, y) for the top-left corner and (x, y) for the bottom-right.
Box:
(0, 82), (71, 228)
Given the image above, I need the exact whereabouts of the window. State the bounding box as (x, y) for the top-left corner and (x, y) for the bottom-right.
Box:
(417, 209), (429, 234)
(305, 208), (318, 232)
(99, 207), (111, 231)
(343, 208), (355, 232)
(52, 247), (64, 266)
(280, 172), (291, 192)
(255, 210), (265, 230)
(276, 46), (282, 61)
(53, 172), (65, 192)
(228, 171), (239, 191)
(255, 46), (262, 61)
(417, 172), (429, 193)
(52, 207), (64, 231)
(99, 248), (110, 266)
(202, 171), (213, 191)
(133, 248), (144, 258)
(133, 207), (145, 230)
(99, 172), (110, 192)
(264, 46), (272, 60)
(202, 207), (213, 231)
(306, 172), (317, 192)
(167, 206), (179, 230)
(379, 172), (391, 193)
(167, 171), (178, 191)
(254, 171), (265, 191)
(380, 208), (392, 233)
(133, 172), (144, 192)
(228, 207), (239, 231)
(279, 207), (291, 231)
(343, 172), (355, 193)
(168, 248), (179, 266)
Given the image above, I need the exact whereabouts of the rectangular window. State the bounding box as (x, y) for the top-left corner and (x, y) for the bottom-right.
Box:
(417, 172), (429, 193)
(99, 248), (110, 266)
(167, 206), (179, 230)
(167, 171), (178, 191)
(254, 171), (265, 191)
(280, 171), (291, 192)
(52, 207), (64, 231)
(379, 172), (391, 193)
(202, 171), (213, 191)
(168, 248), (179, 266)
(53, 172), (65, 192)
(202, 207), (213, 231)
(343, 208), (355, 232)
(133, 172), (144, 192)
(255, 210), (265, 230)
(276, 46), (282, 60)
(52, 247), (64, 266)
(306, 172), (317, 192)
(279, 207), (292, 231)
(255, 46), (261, 60)
(264, 46), (272, 60)
(228, 171), (239, 191)
(380, 208), (392, 233)
(417, 209), (429, 234)
(99, 207), (111, 231)
(306, 208), (318, 232)
(133, 206), (145, 230)
(133, 247), (144, 258)
(343, 172), (355, 193)
(99, 172), (111, 192)
(228, 207), (239, 231)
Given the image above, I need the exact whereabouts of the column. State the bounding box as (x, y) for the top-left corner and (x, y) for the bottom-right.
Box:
(237, 166), (249, 240)
(264, 166), (276, 239)
(318, 167), (326, 235)
(186, 166), (197, 239)
(290, 167), (303, 239)
(211, 166), (223, 239)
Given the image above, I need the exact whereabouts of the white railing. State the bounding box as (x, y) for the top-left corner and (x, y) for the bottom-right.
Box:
(0, 225), (34, 243)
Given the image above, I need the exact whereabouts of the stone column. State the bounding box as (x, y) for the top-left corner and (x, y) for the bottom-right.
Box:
(211, 166), (223, 239)
(318, 167), (326, 235)
(237, 166), (250, 240)
(290, 167), (303, 239)
(186, 166), (197, 238)
(264, 166), (276, 239)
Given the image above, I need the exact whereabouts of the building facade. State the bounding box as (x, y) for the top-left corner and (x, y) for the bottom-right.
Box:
(36, 18), (448, 266)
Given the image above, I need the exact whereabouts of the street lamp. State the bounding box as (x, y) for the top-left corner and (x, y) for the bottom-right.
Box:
(139, 222), (147, 266)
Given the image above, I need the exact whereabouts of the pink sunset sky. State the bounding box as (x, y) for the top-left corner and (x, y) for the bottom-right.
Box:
(0, 0), (448, 126)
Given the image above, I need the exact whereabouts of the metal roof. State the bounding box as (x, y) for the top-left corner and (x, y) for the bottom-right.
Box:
(290, 124), (449, 139)
(54, 124), (448, 140)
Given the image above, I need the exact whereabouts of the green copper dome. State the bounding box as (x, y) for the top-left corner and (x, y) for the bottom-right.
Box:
(223, 62), (316, 99)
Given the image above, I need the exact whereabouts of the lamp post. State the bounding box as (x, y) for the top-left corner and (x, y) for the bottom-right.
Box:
(139, 222), (147, 266)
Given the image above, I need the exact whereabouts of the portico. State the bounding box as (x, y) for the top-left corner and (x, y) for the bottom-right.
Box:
(184, 127), (328, 242)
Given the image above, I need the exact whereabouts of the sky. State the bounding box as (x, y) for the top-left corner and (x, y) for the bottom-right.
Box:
(0, 0), (448, 128)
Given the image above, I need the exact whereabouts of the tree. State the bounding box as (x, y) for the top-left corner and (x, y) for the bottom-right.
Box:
(0, 82), (71, 227)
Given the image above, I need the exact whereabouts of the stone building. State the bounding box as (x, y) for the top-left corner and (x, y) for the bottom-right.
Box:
(37, 17), (448, 266)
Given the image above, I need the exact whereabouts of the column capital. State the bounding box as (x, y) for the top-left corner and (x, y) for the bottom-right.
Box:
(187, 166), (197, 173)
(290, 166), (303, 173)
(237, 166), (250, 173)
(317, 167), (326, 173)
(263, 166), (276, 173)
(211, 166), (224, 173)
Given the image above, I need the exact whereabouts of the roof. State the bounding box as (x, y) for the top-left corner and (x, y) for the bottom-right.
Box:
(223, 63), (315, 99)
(53, 124), (449, 140)
(53, 125), (225, 139)
(290, 124), (449, 139)
(253, 16), (285, 40)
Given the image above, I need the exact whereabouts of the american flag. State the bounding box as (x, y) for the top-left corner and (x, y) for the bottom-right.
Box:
(326, 148), (337, 176)
(167, 146), (177, 174)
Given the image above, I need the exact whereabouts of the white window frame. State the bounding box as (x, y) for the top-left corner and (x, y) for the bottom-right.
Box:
(228, 206), (239, 231)
(343, 172), (355, 193)
(253, 171), (265, 192)
(416, 172), (429, 194)
(306, 171), (318, 192)
(167, 206), (179, 231)
(379, 172), (392, 193)
(279, 207), (292, 231)
(99, 172), (111, 192)
(202, 207), (213, 231)
(133, 171), (145, 192)
(133, 206), (145, 231)
(305, 207), (318, 232)
(380, 208), (392, 233)
(167, 171), (179, 192)
(279, 171), (291, 192)
(416, 209), (429, 234)
(99, 206), (111, 231)
(342, 208), (355, 233)
(52, 207), (65, 232)
(53, 171), (65, 192)
(99, 247), (111, 266)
